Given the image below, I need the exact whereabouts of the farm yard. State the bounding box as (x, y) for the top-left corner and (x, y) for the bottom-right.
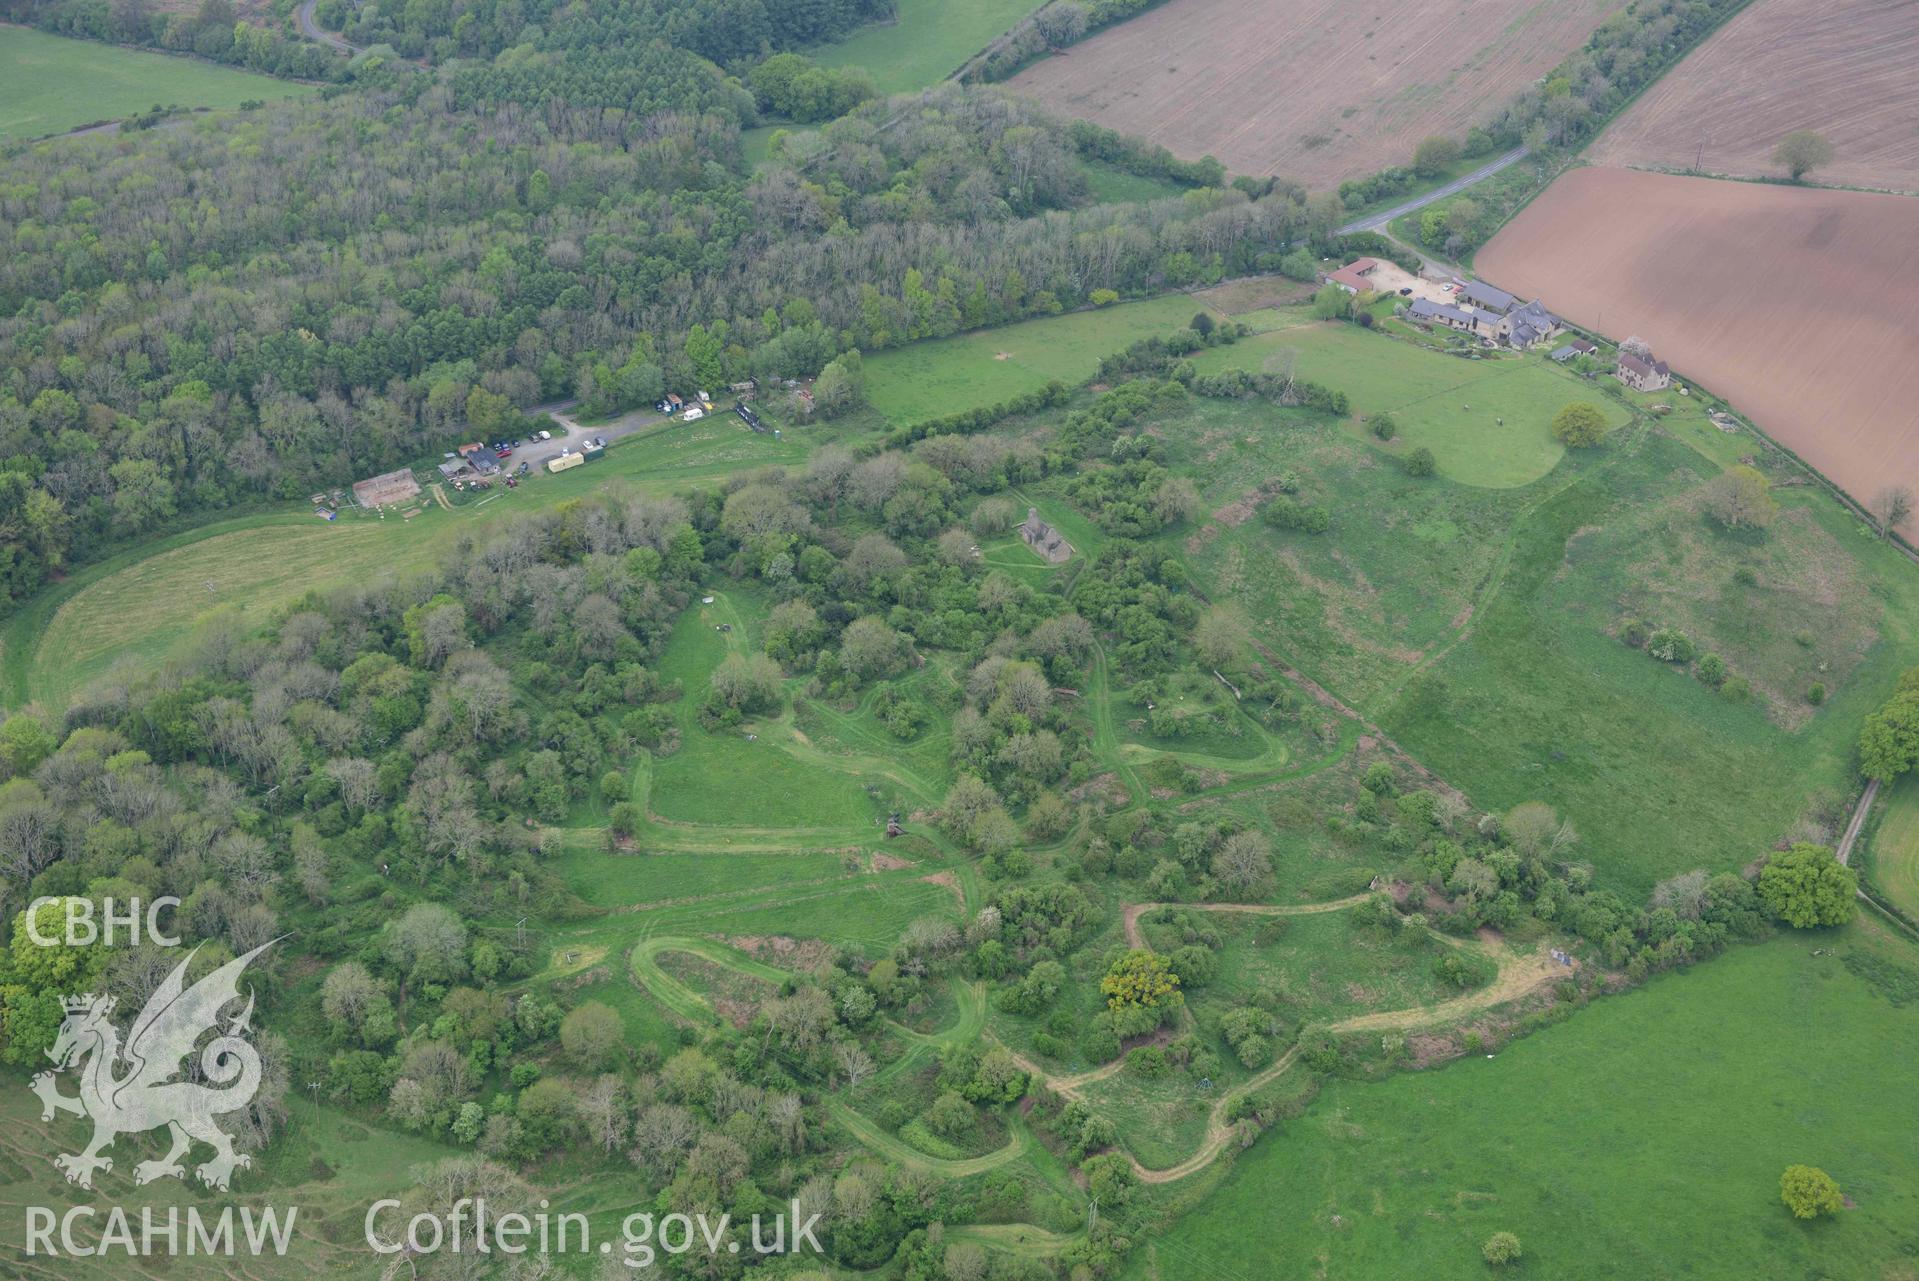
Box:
(1588, 0), (1919, 193)
(1476, 166), (1919, 522)
(0, 26), (310, 140)
(1005, 0), (1619, 187)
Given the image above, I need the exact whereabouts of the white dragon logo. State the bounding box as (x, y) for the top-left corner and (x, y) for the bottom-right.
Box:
(30, 941), (274, 1191)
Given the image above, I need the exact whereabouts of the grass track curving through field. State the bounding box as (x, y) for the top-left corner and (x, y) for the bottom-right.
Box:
(1015, 897), (1575, 1184)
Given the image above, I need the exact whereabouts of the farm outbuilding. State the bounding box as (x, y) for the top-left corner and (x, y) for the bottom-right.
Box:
(1407, 298), (1480, 333)
(1326, 258), (1381, 293)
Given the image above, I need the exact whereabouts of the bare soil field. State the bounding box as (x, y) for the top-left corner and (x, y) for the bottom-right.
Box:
(1477, 167), (1919, 516)
(1589, 0), (1919, 194)
(1007, 0), (1620, 187)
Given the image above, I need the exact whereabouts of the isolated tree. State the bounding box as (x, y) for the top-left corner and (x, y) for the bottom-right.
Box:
(1194, 605), (1248, 671)
(1780, 1164), (1843, 1218)
(708, 652), (783, 713)
(839, 616), (910, 681)
(1211, 830), (1273, 891)
(1503, 800), (1576, 860)
(812, 350), (864, 417)
(834, 1041), (875, 1087)
(944, 1241), (990, 1281)
(1101, 949), (1181, 1011)
(1773, 131), (1833, 181)
(1482, 1231), (1522, 1265)
(381, 902), (469, 986)
(1312, 283), (1354, 320)
(1871, 485), (1912, 538)
(1153, 476), (1203, 526)
(1551, 402), (1608, 448)
(1034, 0), (1088, 46)
(579, 1075), (630, 1154)
(970, 495), (1018, 534)
(1403, 446), (1437, 477)
(1757, 843), (1856, 928)
(1704, 465), (1778, 530)
(560, 1001), (624, 1069)
(1860, 683), (1919, 779)
(321, 962), (387, 1039)
(1650, 870), (1710, 920)
(1412, 135), (1462, 177)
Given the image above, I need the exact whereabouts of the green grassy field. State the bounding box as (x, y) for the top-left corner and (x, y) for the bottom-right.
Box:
(1189, 316), (1627, 488)
(1128, 931), (1919, 1281)
(861, 295), (1212, 424)
(739, 122), (816, 169)
(1375, 439), (1919, 894)
(812, 0), (1043, 93)
(1081, 160), (1189, 205)
(2, 414), (812, 711)
(1866, 776), (1919, 921)
(0, 26), (312, 140)
(646, 593), (882, 829)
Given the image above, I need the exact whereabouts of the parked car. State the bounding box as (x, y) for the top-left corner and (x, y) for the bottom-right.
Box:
(1399, 287), (1413, 296)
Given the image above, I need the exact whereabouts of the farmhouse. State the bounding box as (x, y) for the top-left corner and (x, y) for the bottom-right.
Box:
(1326, 257), (1382, 293)
(1616, 350), (1672, 391)
(1408, 298), (1480, 332)
(1499, 299), (1563, 349)
(1020, 507), (1073, 563)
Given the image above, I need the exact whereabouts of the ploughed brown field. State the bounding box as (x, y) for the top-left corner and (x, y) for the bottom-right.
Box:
(1477, 167), (1919, 514)
(1006, 0), (1619, 187)
(1589, 0), (1919, 194)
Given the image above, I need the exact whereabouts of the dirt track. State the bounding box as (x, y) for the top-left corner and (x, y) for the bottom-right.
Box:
(1477, 167), (1919, 517)
(1016, 899), (1575, 1184)
(1590, 0), (1919, 194)
(1007, 0), (1614, 186)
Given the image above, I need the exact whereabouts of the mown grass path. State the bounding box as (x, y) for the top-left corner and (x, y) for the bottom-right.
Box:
(626, 934), (1030, 1176)
(1010, 897), (1574, 1184)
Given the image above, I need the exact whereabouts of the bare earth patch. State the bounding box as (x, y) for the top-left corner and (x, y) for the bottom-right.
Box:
(1590, 0), (1919, 194)
(920, 870), (965, 910)
(1009, 0), (1617, 186)
(1478, 168), (1919, 521)
(721, 935), (833, 971)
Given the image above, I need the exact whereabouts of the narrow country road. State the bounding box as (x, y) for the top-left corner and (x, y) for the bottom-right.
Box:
(296, 0), (357, 52)
(1336, 146), (1530, 235)
(1836, 778), (1879, 867)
